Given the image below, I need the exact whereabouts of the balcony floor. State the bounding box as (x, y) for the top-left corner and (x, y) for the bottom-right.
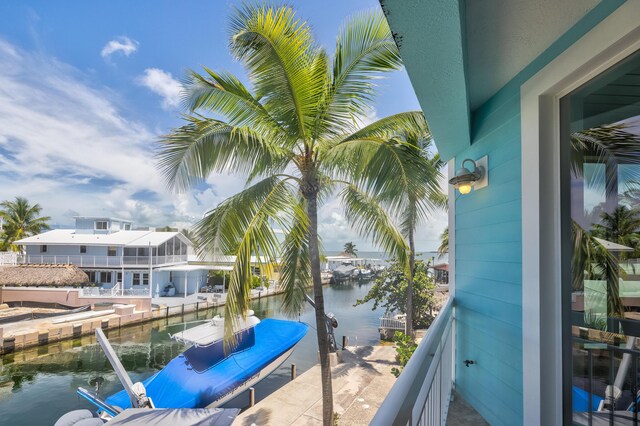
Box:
(446, 391), (488, 425)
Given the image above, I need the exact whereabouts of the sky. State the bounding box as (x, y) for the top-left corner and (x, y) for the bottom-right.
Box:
(0, 0), (448, 251)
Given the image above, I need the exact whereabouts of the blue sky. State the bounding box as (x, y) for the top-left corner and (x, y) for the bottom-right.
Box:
(0, 0), (448, 250)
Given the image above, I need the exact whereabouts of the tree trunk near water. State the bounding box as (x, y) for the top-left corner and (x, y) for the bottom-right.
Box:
(305, 190), (334, 425)
(406, 228), (415, 338)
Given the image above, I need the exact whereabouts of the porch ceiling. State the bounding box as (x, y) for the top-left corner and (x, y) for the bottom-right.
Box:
(465, 0), (599, 110)
(380, 0), (602, 159)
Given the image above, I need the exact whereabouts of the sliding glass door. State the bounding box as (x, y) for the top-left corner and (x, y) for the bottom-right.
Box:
(563, 49), (640, 424)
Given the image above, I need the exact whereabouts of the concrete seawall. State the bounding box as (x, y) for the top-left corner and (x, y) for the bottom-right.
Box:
(0, 287), (283, 355)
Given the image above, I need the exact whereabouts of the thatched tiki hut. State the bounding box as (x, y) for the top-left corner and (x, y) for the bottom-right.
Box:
(0, 265), (89, 287)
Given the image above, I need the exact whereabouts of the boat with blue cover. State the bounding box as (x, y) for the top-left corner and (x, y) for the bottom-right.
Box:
(79, 312), (307, 416)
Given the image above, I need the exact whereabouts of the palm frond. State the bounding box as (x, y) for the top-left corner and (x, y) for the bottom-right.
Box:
(341, 111), (429, 143)
(182, 67), (284, 136)
(193, 175), (297, 347)
(157, 116), (291, 191)
(340, 184), (409, 270)
(437, 227), (448, 256)
(278, 199), (311, 317)
(571, 125), (640, 197)
(229, 4), (327, 141)
(572, 220), (624, 318)
(324, 136), (442, 216)
(314, 10), (401, 137)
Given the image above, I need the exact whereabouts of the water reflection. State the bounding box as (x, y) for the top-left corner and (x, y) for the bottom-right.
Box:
(0, 280), (380, 425)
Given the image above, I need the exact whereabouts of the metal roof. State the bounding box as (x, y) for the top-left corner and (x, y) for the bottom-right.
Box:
(15, 229), (184, 247)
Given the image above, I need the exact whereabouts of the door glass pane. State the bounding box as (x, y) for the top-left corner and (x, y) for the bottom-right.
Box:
(564, 50), (640, 424)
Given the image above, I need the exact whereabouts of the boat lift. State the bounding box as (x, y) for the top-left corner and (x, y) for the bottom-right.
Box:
(76, 328), (155, 418)
(305, 294), (339, 352)
(96, 328), (155, 409)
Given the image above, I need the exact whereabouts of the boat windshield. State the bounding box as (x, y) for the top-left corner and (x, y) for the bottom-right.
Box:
(183, 327), (256, 373)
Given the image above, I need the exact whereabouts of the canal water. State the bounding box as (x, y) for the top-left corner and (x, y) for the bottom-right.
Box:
(0, 280), (384, 425)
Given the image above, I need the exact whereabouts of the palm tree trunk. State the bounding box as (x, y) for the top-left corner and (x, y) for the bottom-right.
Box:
(406, 228), (415, 338)
(305, 189), (334, 425)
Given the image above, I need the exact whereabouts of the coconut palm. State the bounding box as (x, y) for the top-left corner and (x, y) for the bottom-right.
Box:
(343, 242), (357, 257)
(377, 134), (445, 337)
(437, 227), (448, 257)
(156, 5), (433, 423)
(592, 206), (640, 258)
(572, 221), (624, 318)
(570, 124), (640, 321)
(0, 197), (50, 253)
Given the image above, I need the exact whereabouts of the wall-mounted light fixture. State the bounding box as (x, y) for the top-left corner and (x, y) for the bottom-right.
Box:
(448, 156), (488, 195)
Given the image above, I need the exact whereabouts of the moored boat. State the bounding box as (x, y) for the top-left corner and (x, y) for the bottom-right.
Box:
(80, 312), (307, 415)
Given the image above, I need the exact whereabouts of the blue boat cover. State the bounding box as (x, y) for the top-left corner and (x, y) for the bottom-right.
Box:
(573, 385), (604, 412)
(106, 318), (307, 409)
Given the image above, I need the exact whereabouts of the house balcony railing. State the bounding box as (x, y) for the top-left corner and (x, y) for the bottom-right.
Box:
(371, 298), (454, 426)
(79, 285), (150, 297)
(19, 254), (188, 267)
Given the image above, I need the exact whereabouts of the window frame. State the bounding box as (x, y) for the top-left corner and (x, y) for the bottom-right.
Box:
(520, 5), (640, 423)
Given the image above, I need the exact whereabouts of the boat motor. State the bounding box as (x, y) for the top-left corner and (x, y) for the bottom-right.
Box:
(305, 294), (339, 352)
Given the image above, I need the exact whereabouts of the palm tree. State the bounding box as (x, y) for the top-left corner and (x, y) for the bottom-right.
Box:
(378, 134), (445, 337)
(592, 206), (640, 258)
(180, 228), (199, 252)
(157, 5), (432, 423)
(572, 221), (624, 318)
(437, 227), (448, 258)
(0, 197), (51, 253)
(343, 242), (357, 257)
(570, 124), (640, 321)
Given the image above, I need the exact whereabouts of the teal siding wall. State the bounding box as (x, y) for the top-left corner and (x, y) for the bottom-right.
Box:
(454, 92), (523, 426)
(451, 2), (627, 425)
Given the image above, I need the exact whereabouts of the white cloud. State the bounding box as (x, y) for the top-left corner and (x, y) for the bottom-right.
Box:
(0, 38), (449, 254)
(0, 39), (238, 229)
(138, 68), (182, 109)
(101, 36), (139, 60)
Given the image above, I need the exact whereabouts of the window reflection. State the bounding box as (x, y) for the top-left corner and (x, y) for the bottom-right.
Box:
(566, 51), (640, 424)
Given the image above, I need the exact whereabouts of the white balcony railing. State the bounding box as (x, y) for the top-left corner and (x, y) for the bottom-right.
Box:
(21, 254), (188, 267)
(79, 286), (150, 298)
(0, 251), (18, 265)
(371, 298), (454, 426)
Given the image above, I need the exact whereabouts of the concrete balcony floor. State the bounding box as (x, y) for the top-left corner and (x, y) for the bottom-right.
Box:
(446, 391), (488, 425)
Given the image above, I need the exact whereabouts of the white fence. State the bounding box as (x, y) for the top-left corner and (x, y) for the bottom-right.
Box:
(21, 254), (188, 267)
(0, 251), (17, 265)
(371, 298), (454, 426)
(379, 316), (407, 331)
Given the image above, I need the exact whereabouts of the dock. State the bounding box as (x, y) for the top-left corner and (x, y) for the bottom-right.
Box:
(234, 345), (399, 425)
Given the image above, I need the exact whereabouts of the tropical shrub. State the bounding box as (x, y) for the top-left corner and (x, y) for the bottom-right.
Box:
(390, 331), (417, 377)
(355, 260), (437, 329)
